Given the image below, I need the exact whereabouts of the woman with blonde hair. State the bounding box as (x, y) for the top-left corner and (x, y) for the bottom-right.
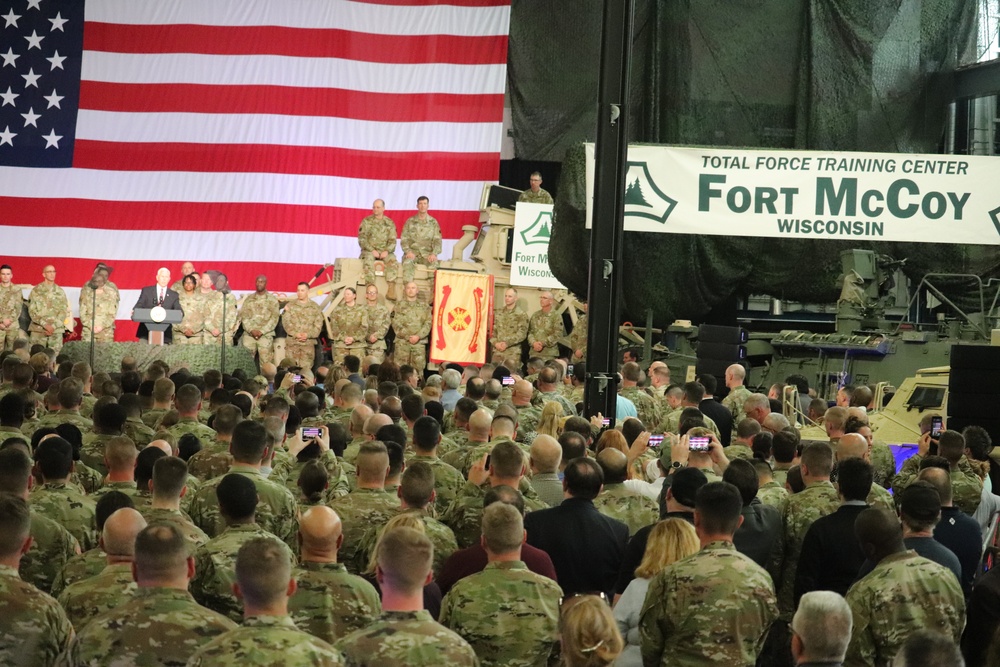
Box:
(536, 401), (564, 439)
(560, 595), (623, 667)
(611, 518), (699, 666)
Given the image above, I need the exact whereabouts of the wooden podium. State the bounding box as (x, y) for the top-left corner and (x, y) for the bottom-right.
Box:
(132, 308), (183, 345)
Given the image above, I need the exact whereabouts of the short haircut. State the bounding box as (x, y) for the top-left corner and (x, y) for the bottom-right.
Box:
(384, 440), (404, 477)
(135, 447), (166, 490)
(356, 441), (389, 482)
(134, 523), (190, 582)
(465, 377), (486, 400)
(824, 407), (848, 432)
(800, 442), (834, 477)
(682, 381), (705, 404)
(0, 493), (31, 557)
(412, 416), (440, 451)
(454, 397), (477, 423)
(34, 436), (74, 479)
(564, 457), (603, 500)
(894, 629), (964, 667)
(696, 373), (718, 395)
(375, 424), (407, 449)
(736, 418), (761, 439)
(152, 378), (175, 403)
(937, 430), (965, 464)
(489, 440), (525, 478)
(695, 482), (744, 535)
(57, 378), (84, 409)
(235, 537), (291, 607)
(344, 355), (360, 373)
(152, 456), (189, 499)
(217, 473), (258, 521)
(558, 431), (588, 462)
(621, 418), (645, 447)
(791, 591), (852, 663)
(918, 466), (953, 506)
(230, 420), (269, 464)
(772, 430), (798, 463)
(174, 384), (201, 412)
(481, 501), (523, 555)
(105, 435), (138, 469)
(95, 491), (136, 532)
(400, 461), (435, 508)
(377, 526), (433, 594)
(721, 458), (758, 506)
(595, 448), (628, 485)
(0, 447), (32, 494)
(483, 484), (525, 516)
(836, 457), (873, 502)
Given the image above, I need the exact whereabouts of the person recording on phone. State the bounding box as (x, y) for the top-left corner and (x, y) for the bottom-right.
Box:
(892, 426), (984, 516)
(664, 428), (730, 484)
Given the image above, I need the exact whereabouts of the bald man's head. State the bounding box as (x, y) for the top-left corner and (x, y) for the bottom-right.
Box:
(512, 379), (533, 405)
(349, 405), (374, 434)
(468, 409), (493, 439)
(596, 447), (629, 484)
(101, 508), (147, 558)
(530, 434), (561, 474)
(836, 433), (869, 462)
(298, 506), (344, 560)
(146, 440), (172, 456)
(363, 413), (392, 437)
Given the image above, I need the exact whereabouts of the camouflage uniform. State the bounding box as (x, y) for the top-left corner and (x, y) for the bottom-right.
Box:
(289, 561), (382, 644)
(79, 431), (115, 474)
(26, 409), (93, 439)
(27, 281), (71, 353)
(136, 507), (210, 547)
(392, 297), (432, 373)
(124, 417), (156, 449)
(844, 551), (965, 667)
(518, 188), (553, 204)
(491, 305), (529, 369)
(592, 482), (659, 536)
(330, 303), (369, 365)
(141, 407), (169, 429)
(52, 551), (104, 599)
(639, 541), (778, 667)
(167, 416), (218, 451)
(892, 455), (983, 515)
(440, 560), (562, 667)
(23, 512), (80, 595)
(334, 610), (479, 667)
(57, 562), (136, 630)
(401, 214), (442, 282)
(358, 508), (457, 578)
(188, 615), (344, 666)
(870, 440), (896, 489)
(203, 292), (239, 346)
(188, 465), (299, 545)
(0, 563), (74, 667)
(657, 410), (722, 440)
(282, 299), (324, 370)
(778, 480), (840, 616)
(187, 441), (234, 482)
(0, 282), (24, 350)
(867, 483), (895, 512)
(79, 282), (120, 343)
(191, 523), (294, 622)
(92, 480), (142, 503)
(273, 451), (351, 501)
(410, 454), (466, 510)
(443, 480), (547, 549)
(175, 290), (206, 345)
(363, 299), (393, 362)
(527, 309), (564, 360)
(61, 586), (237, 666)
(328, 488), (400, 574)
(535, 390), (576, 418)
(619, 386), (662, 429)
(30, 482), (98, 551)
(722, 385), (753, 424)
(567, 312), (587, 361)
(239, 291), (280, 365)
(756, 480), (788, 510)
(723, 443), (754, 461)
(358, 214), (399, 284)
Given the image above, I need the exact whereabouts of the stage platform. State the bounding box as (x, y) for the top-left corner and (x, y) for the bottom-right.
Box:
(62, 342), (258, 376)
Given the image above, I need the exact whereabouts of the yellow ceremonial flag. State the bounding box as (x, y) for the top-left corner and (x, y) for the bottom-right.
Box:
(430, 270), (494, 366)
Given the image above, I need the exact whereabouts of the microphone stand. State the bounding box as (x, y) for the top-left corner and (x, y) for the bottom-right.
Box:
(88, 280), (97, 370)
(220, 290), (227, 375)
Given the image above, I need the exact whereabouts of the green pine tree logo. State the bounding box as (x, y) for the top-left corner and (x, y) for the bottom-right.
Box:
(624, 178), (650, 206)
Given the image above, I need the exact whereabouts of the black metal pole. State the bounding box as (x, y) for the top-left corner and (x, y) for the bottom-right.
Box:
(89, 285), (96, 370)
(583, 0), (634, 426)
(220, 291), (227, 375)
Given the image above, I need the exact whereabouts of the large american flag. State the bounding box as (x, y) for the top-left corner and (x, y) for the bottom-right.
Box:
(0, 0), (510, 339)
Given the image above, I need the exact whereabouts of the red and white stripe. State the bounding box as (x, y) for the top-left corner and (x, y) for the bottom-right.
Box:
(1, 0), (510, 339)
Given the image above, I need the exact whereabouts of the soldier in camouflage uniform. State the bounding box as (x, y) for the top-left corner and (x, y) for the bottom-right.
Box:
(491, 287), (529, 369)
(137, 455), (210, 548)
(25, 511), (80, 595)
(722, 364), (753, 424)
(283, 282), (325, 370)
(27, 265), (71, 354)
(362, 285), (392, 362)
(0, 264), (24, 350)
(240, 274), (280, 365)
(392, 281), (432, 373)
(0, 495), (74, 667)
(639, 482), (778, 667)
(779, 443), (841, 618)
(892, 430), (984, 515)
(79, 267), (120, 343)
(56, 507), (146, 629)
(620, 363), (663, 429)
(187, 422), (299, 546)
(755, 459), (789, 510)
(289, 507), (381, 644)
(410, 416), (466, 510)
(61, 522), (238, 667)
(166, 384), (218, 450)
(440, 502), (562, 667)
(844, 507), (965, 667)
(358, 198), (399, 291)
(401, 196), (443, 283)
(330, 287), (369, 365)
(334, 526), (479, 667)
(329, 441), (401, 574)
(31, 437), (99, 551)
(527, 291), (564, 361)
(592, 449), (659, 536)
(568, 302), (587, 362)
(518, 172), (554, 204)
(174, 273), (206, 345)
(203, 275), (239, 346)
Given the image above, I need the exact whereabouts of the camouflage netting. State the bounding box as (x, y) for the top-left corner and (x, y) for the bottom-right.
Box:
(511, 0), (1000, 323)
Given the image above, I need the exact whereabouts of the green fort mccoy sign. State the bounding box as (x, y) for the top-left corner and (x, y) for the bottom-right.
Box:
(511, 202), (564, 290)
(585, 143), (1000, 244)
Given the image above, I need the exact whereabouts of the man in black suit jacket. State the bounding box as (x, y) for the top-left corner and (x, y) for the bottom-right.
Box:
(794, 457), (872, 603)
(524, 457), (629, 600)
(724, 459), (783, 582)
(698, 373), (734, 446)
(133, 267), (182, 343)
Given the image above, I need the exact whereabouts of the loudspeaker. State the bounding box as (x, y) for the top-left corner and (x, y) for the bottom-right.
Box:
(697, 342), (747, 361)
(698, 325), (748, 345)
(949, 344), (1000, 447)
(951, 345), (1000, 371)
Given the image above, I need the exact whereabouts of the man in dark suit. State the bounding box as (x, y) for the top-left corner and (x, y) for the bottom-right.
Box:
(698, 373), (734, 446)
(793, 457), (871, 603)
(133, 267), (182, 343)
(723, 458), (782, 582)
(524, 456), (629, 600)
